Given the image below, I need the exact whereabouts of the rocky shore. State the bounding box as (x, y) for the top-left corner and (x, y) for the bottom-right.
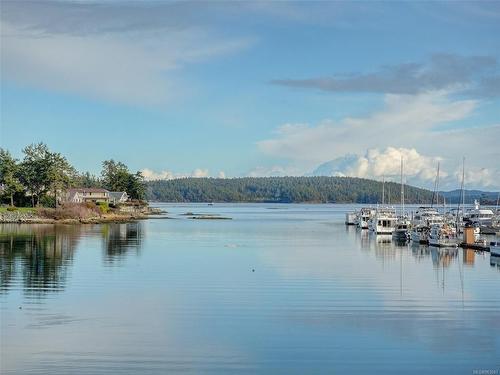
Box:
(0, 205), (165, 224)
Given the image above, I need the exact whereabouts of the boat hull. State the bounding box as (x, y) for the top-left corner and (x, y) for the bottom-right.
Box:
(429, 239), (458, 247)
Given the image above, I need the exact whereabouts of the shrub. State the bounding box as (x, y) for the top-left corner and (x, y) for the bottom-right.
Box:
(97, 202), (110, 214)
(38, 203), (101, 220)
(6, 206), (17, 211)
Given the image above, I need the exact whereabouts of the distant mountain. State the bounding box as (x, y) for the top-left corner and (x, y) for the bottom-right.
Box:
(146, 176), (434, 203)
(440, 189), (499, 205)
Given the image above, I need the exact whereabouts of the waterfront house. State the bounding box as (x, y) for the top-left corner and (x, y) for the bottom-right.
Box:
(109, 191), (129, 205)
(66, 188), (110, 203)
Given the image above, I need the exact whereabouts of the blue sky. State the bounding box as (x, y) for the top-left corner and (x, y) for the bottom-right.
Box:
(1, 1), (499, 189)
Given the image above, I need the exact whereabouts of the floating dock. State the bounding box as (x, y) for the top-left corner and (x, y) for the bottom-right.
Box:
(459, 243), (490, 252)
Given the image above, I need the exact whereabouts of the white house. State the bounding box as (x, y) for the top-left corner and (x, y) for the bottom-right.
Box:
(66, 188), (110, 203)
(108, 191), (129, 205)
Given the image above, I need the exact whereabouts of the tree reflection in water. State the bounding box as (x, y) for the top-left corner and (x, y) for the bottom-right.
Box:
(101, 222), (143, 264)
(0, 222), (144, 297)
(0, 224), (80, 298)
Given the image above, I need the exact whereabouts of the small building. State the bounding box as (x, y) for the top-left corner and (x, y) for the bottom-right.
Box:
(66, 188), (110, 203)
(109, 191), (129, 205)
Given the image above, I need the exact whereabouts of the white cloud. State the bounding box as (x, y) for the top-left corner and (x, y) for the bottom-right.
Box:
(258, 90), (477, 163)
(191, 168), (209, 178)
(313, 147), (443, 181)
(247, 165), (304, 177)
(454, 167), (495, 188)
(141, 169), (179, 181)
(141, 168), (223, 181)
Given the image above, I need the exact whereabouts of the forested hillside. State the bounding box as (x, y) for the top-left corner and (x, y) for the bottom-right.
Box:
(146, 176), (435, 203)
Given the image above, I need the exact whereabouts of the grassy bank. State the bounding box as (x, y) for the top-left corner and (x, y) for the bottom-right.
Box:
(0, 207), (37, 213)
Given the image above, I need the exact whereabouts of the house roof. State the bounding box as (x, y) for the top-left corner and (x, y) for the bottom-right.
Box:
(109, 191), (127, 199)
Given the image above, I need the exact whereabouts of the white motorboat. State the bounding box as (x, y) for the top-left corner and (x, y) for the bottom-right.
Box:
(369, 207), (397, 234)
(411, 207), (444, 227)
(465, 200), (495, 227)
(392, 219), (410, 241)
(392, 157), (410, 241)
(428, 224), (459, 248)
(410, 225), (429, 244)
(356, 207), (375, 229)
(345, 212), (357, 225)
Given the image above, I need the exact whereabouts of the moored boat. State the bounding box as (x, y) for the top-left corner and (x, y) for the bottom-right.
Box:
(392, 157), (410, 242)
(345, 212), (357, 225)
(392, 219), (410, 241)
(369, 207), (397, 234)
(410, 225), (429, 244)
(428, 224), (459, 248)
(356, 207), (375, 229)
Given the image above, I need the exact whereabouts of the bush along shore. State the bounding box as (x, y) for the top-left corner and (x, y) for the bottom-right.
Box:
(0, 202), (163, 224)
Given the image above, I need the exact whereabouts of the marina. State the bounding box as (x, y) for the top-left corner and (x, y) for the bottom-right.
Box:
(347, 203), (499, 252)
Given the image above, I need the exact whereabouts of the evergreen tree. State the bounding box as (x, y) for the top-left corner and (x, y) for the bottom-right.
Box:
(0, 149), (24, 206)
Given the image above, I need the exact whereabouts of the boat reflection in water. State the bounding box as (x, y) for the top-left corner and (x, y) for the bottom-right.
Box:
(490, 255), (500, 269)
(430, 246), (458, 268)
(0, 222), (143, 297)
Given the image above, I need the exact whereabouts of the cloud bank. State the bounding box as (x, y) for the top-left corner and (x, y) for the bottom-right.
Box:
(272, 54), (499, 97)
(258, 90), (480, 162)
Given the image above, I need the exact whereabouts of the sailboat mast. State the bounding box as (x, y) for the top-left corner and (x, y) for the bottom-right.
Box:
(436, 162), (440, 208)
(432, 162), (441, 209)
(400, 157), (404, 218)
(382, 175), (385, 205)
(456, 157), (465, 232)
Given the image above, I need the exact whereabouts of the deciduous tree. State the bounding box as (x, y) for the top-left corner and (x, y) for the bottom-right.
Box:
(0, 149), (24, 206)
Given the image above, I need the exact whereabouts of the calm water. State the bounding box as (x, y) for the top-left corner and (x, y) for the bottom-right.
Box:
(1, 203), (499, 374)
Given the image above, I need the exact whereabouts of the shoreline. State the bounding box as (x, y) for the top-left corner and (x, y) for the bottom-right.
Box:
(0, 206), (165, 225)
(0, 213), (151, 225)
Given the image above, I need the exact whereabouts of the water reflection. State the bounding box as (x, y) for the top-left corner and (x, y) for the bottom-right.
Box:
(0, 224), (80, 297)
(0, 222), (144, 296)
(490, 255), (500, 269)
(410, 243), (431, 261)
(430, 247), (458, 268)
(463, 248), (475, 266)
(101, 222), (143, 264)
(355, 228), (489, 270)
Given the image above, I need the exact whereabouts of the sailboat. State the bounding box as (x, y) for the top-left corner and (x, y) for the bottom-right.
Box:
(428, 161), (459, 247)
(393, 157), (410, 241)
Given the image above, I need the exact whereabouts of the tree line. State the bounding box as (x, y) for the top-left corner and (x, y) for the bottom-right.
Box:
(0, 143), (145, 207)
(146, 176), (435, 204)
